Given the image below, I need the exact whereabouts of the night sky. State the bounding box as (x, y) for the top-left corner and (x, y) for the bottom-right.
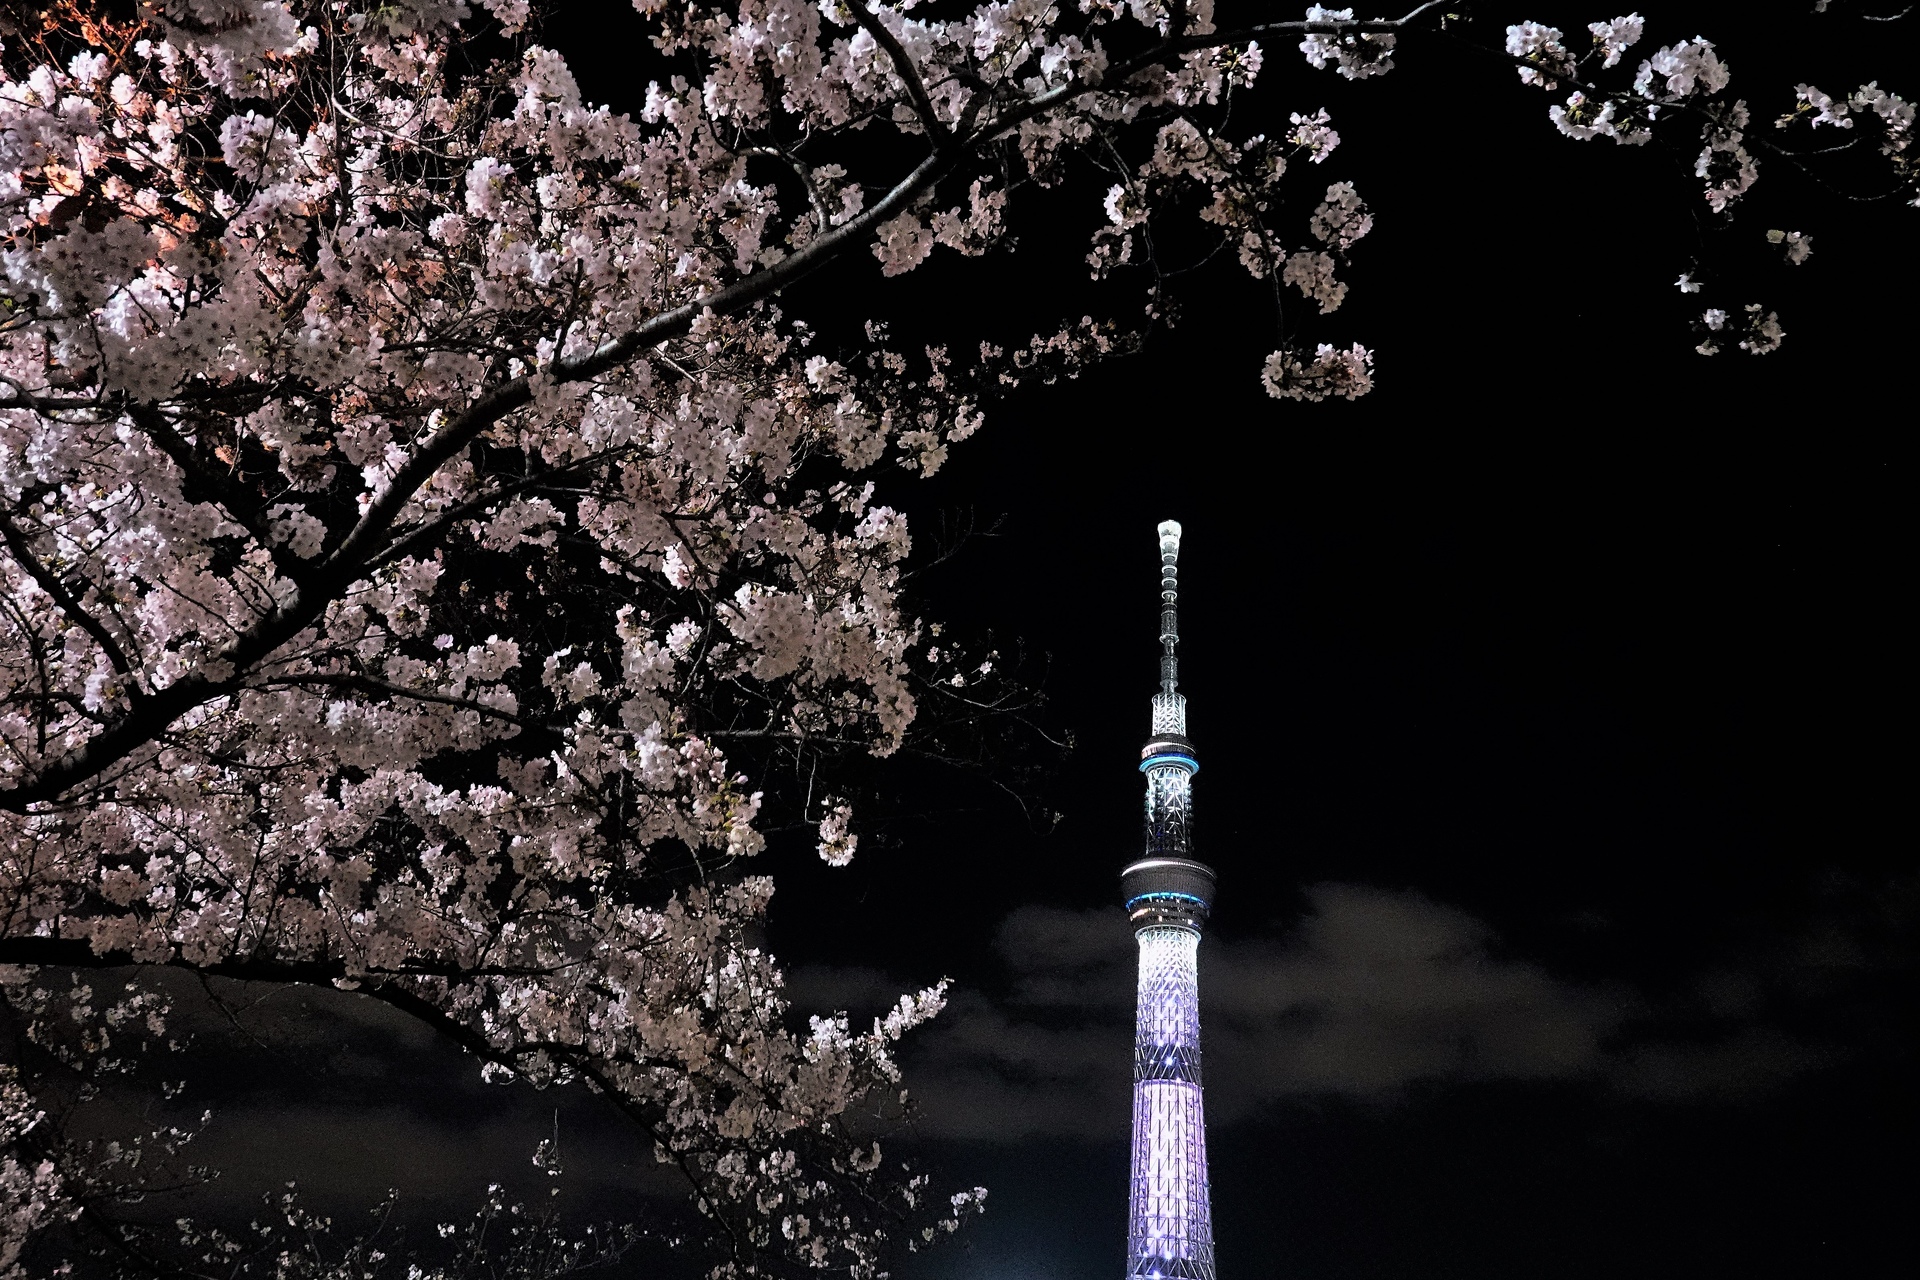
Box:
(136, 5), (1916, 1279)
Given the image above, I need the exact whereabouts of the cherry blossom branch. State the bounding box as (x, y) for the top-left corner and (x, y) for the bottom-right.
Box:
(0, 936), (581, 981)
(338, 985), (788, 1265)
(366, 442), (640, 572)
(705, 729), (868, 746)
(73, 1205), (200, 1280)
(122, 402), (310, 582)
(0, 4), (1438, 815)
(3, 157), (978, 815)
(747, 145), (834, 231)
(1136, 0), (1450, 60)
(0, 376), (114, 414)
(843, 0), (951, 144)
(253, 672), (551, 736)
(972, 6), (1440, 142)
(529, 1048), (751, 1258)
(0, 508), (135, 678)
(1423, 22), (1884, 189)
(0, 936), (744, 1252)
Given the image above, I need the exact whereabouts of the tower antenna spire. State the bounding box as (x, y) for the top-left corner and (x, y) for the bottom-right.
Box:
(1122, 519), (1216, 1280)
(1158, 520), (1182, 697)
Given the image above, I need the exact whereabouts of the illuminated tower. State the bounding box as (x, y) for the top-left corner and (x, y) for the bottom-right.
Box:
(1122, 519), (1217, 1280)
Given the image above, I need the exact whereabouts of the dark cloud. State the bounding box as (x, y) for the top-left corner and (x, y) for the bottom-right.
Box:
(1202, 884), (1620, 1111)
(83, 973), (680, 1225)
(56, 874), (1905, 1235)
(788, 880), (1904, 1142)
(1605, 1028), (1849, 1102)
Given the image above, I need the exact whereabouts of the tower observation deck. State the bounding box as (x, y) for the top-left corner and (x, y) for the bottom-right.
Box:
(1122, 520), (1217, 1280)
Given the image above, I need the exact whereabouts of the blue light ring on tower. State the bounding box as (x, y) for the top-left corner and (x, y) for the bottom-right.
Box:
(1125, 891), (1210, 912)
(1121, 858), (1216, 909)
(1121, 858), (1215, 929)
(1141, 730), (1197, 775)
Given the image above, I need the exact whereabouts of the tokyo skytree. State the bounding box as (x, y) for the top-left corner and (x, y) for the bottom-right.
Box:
(1122, 519), (1218, 1280)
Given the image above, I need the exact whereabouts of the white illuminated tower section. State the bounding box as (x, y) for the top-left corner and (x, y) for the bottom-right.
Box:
(1122, 520), (1217, 1280)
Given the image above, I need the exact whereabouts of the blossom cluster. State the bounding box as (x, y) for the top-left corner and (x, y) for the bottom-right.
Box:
(1300, 6), (1397, 80)
(1778, 80), (1915, 194)
(1260, 342), (1375, 402)
(1695, 303), (1785, 356)
(1486, 10), (1915, 354)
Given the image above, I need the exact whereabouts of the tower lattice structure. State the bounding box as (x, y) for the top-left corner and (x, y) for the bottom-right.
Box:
(1122, 520), (1217, 1280)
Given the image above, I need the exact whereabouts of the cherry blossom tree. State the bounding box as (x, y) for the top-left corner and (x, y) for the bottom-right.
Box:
(0, 0), (1911, 1276)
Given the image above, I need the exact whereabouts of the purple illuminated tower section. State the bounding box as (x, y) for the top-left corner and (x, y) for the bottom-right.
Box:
(1122, 520), (1217, 1280)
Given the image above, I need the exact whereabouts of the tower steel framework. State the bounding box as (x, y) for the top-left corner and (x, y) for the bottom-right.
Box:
(1122, 520), (1217, 1280)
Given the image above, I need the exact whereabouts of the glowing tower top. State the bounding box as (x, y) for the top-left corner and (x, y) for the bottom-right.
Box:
(1121, 519), (1217, 1280)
